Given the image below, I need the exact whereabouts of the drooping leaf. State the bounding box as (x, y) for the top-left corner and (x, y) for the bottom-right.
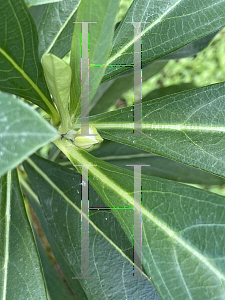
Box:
(42, 53), (72, 133)
(55, 138), (225, 300)
(24, 154), (160, 300)
(0, 92), (58, 176)
(25, 0), (61, 8)
(85, 81), (225, 179)
(37, 0), (81, 58)
(70, 0), (121, 120)
(0, 170), (48, 299)
(0, 0), (59, 121)
(103, 0), (225, 81)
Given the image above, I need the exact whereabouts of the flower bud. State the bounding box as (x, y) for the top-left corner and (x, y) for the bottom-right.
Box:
(74, 125), (103, 150)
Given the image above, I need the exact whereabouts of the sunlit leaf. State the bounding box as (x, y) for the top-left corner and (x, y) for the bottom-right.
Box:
(42, 53), (72, 133)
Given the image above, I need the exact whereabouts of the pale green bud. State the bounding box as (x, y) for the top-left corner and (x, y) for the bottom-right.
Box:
(74, 125), (103, 150)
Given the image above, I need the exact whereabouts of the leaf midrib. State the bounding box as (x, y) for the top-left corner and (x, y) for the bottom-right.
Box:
(58, 140), (225, 281)
(74, 122), (225, 132)
(26, 157), (149, 281)
(106, 0), (183, 66)
(0, 47), (54, 113)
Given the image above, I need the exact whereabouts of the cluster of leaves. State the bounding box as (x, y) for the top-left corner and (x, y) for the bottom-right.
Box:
(1, 0), (225, 299)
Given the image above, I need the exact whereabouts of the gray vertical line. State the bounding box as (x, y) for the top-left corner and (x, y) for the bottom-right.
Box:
(127, 164), (149, 278)
(74, 22), (97, 137)
(133, 165), (142, 277)
(133, 22), (142, 135)
(81, 22), (89, 136)
(72, 164), (96, 280)
(81, 165), (89, 278)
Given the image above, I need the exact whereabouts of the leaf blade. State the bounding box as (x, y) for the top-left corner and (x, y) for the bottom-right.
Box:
(55, 138), (225, 299)
(0, 170), (48, 300)
(70, 0), (120, 120)
(25, 0), (61, 7)
(87, 82), (225, 178)
(0, 0), (59, 120)
(37, 0), (81, 58)
(103, 0), (225, 80)
(24, 154), (159, 300)
(0, 92), (58, 176)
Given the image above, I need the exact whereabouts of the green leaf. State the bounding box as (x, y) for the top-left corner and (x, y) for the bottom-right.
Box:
(29, 4), (47, 29)
(90, 60), (167, 115)
(162, 31), (219, 60)
(0, 170), (48, 299)
(0, 0), (59, 122)
(90, 141), (225, 185)
(25, 0), (61, 8)
(34, 230), (76, 300)
(87, 82), (225, 179)
(142, 83), (196, 102)
(0, 92), (58, 176)
(24, 154), (160, 300)
(37, 0), (81, 58)
(70, 0), (120, 120)
(55, 138), (225, 299)
(103, 0), (225, 81)
(20, 175), (88, 299)
(42, 53), (72, 133)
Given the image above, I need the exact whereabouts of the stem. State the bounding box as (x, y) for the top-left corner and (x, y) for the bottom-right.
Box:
(54, 138), (87, 172)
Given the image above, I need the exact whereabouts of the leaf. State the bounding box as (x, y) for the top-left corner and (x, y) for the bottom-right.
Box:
(24, 154), (160, 300)
(142, 83), (196, 102)
(29, 4), (47, 30)
(162, 30), (219, 60)
(90, 60), (167, 115)
(90, 141), (225, 185)
(55, 138), (225, 300)
(34, 230), (76, 300)
(103, 0), (225, 81)
(37, 0), (81, 58)
(86, 81), (225, 179)
(70, 0), (121, 120)
(0, 170), (48, 299)
(42, 53), (72, 133)
(0, 92), (58, 176)
(25, 0), (61, 8)
(20, 175), (88, 299)
(0, 0), (59, 121)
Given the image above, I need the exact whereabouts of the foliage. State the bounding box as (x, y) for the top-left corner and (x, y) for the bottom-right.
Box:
(1, 0), (225, 299)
